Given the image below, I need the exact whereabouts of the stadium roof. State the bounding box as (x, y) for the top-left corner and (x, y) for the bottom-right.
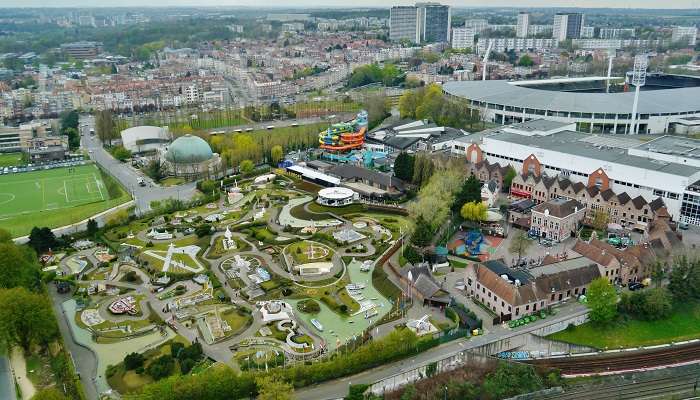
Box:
(485, 129), (700, 177)
(443, 80), (700, 115)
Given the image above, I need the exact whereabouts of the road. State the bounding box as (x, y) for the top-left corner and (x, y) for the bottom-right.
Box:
(295, 302), (588, 400)
(80, 115), (197, 215)
(0, 356), (16, 400)
(48, 285), (99, 400)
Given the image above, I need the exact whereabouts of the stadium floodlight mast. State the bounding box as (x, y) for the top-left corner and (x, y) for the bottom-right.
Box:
(482, 42), (493, 81)
(630, 53), (648, 135)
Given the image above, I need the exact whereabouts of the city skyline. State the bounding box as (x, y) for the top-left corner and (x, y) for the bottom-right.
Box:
(2, 0), (700, 8)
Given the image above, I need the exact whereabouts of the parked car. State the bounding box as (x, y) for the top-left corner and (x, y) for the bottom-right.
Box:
(678, 222), (689, 230)
(628, 282), (645, 291)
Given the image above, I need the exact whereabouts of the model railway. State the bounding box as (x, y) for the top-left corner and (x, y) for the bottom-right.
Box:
(525, 341), (700, 376)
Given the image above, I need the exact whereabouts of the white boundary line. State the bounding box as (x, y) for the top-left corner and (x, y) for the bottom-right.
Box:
(0, 173), (95, 186)
(93, 173), (105, 201)
(63, 179), (70, 203)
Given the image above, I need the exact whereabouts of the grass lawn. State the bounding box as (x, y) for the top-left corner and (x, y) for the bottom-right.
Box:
(0, 163), (131, 237)
(549, 301), (700, 349)
(289, 203), (331, 221)
(159, 177), (185, 187)
(287, 241), (332, 264)
(0, 152), (23, 167)
(220, 308), (252, 335)
(307, 202), (367, 216)
(25, 352), (54, 388)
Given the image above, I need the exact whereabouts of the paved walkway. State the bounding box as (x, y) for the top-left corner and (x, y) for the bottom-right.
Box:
(10, 347), (35, 400)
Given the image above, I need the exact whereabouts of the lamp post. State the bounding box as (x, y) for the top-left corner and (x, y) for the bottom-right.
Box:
(630, 54), (648, 135)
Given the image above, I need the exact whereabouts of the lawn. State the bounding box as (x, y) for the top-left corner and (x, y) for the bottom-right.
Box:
(287, 241), (333, 264)
(0, 152), (23, 167)
(0, 163), (131, 237)
(220, 308), (252, 335)
(159, 177), (185, 187)
(549, 301), (700, 349)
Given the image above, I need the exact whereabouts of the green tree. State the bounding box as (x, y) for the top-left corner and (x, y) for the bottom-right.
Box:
(398, 90), (419, 119)
(508, 231), (532, 263)
(28, 227), (58, 253)
(0, 239), (41, 290)
(364, 93), (390, 129)
(145, 158), (165, 182)
(270, 145), (284, 165)
(86, 219), (98, 238)
(146, 355), (175, 380)
(124, 352), (145, 370)
(256, 374), (294, 400)
(393, 152), (415, 182)
(517, 54), (534, 67)
(95, 109), (117, 145)
(502, 166), (517, 192)
(453, 174), (482, 212)
(482, 362), (544, 399)
(240, 159), (255, 174)
(587, 278), (618, 324)
(668, 257), (700, 301)
(111, 145), (132, 162)
(590, 209), (610, 231)
(0, 287), (59, 350)
(460, 201), (487, 223)
(410, 215), (433, 247)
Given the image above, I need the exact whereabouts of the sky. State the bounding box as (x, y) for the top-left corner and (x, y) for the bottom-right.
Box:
(1, 0), (700, 8)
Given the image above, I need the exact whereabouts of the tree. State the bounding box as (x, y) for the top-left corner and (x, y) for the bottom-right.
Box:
(410, 215), (433, 247)
(64, 127), (80, 150)
(240, 159), (255, 174)
(517, 54), (534, 67)
(453, 174), (482, 212)
(411, 153), (434, 187)
(0, 240), (41, 290)
(0, 287), (59, 350)
(111, 146), (132, 162)
(270, 145), (284, 165)
(398, 90), (419, 119)
(124, 352), (145, 370)
(590, 209), (610, 231)
(587, 278), (618, 324)
(86, 219), (98, 238)
(28, 227), (58, 253)
(393, 152), (415, 182)
(145, 158), (165, 182)
(482, 362), (544, 399)
(508, 231), (532, 263)
(95, 110), (116, 145)
(668, 256), (700, 301)
(146, 355), (175, 380)
(502, 166), (517, 193)
(460, 201), (487, 223)
(256, 374), (294, 400)
(195, 224), (212, 238)
(364, 93), (390, 129)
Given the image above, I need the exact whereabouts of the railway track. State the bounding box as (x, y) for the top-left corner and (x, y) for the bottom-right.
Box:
(526, 341), (700, 376)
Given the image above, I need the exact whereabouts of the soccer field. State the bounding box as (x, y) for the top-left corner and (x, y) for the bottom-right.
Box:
(0, 164), (131, 237)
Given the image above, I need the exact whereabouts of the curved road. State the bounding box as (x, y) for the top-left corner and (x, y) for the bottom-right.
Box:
(80, 115), (197, 215)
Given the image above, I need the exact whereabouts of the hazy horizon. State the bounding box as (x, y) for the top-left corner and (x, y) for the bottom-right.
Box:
(1, 0), (700, 9)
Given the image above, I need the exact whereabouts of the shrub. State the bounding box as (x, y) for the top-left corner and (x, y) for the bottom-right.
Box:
(146, 355), (175, 380)
(124, 352), (144, 370)
(297, 299), (321, 314)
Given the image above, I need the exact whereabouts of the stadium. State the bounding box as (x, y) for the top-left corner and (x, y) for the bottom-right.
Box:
(443, 74), (700, 135)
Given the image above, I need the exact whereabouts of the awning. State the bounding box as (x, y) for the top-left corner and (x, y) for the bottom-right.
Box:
(511, 188), (531, 198)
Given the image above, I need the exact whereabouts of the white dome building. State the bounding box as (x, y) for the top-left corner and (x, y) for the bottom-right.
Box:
(316, 187), (358, 207)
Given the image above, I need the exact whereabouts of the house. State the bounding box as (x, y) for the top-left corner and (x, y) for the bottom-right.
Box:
(465, 258), (600, 319)
(530, 198), (586, 241)
(328, 164), (407, 199)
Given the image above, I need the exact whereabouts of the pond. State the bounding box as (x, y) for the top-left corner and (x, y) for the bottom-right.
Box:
(287, 259), (390, 348)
